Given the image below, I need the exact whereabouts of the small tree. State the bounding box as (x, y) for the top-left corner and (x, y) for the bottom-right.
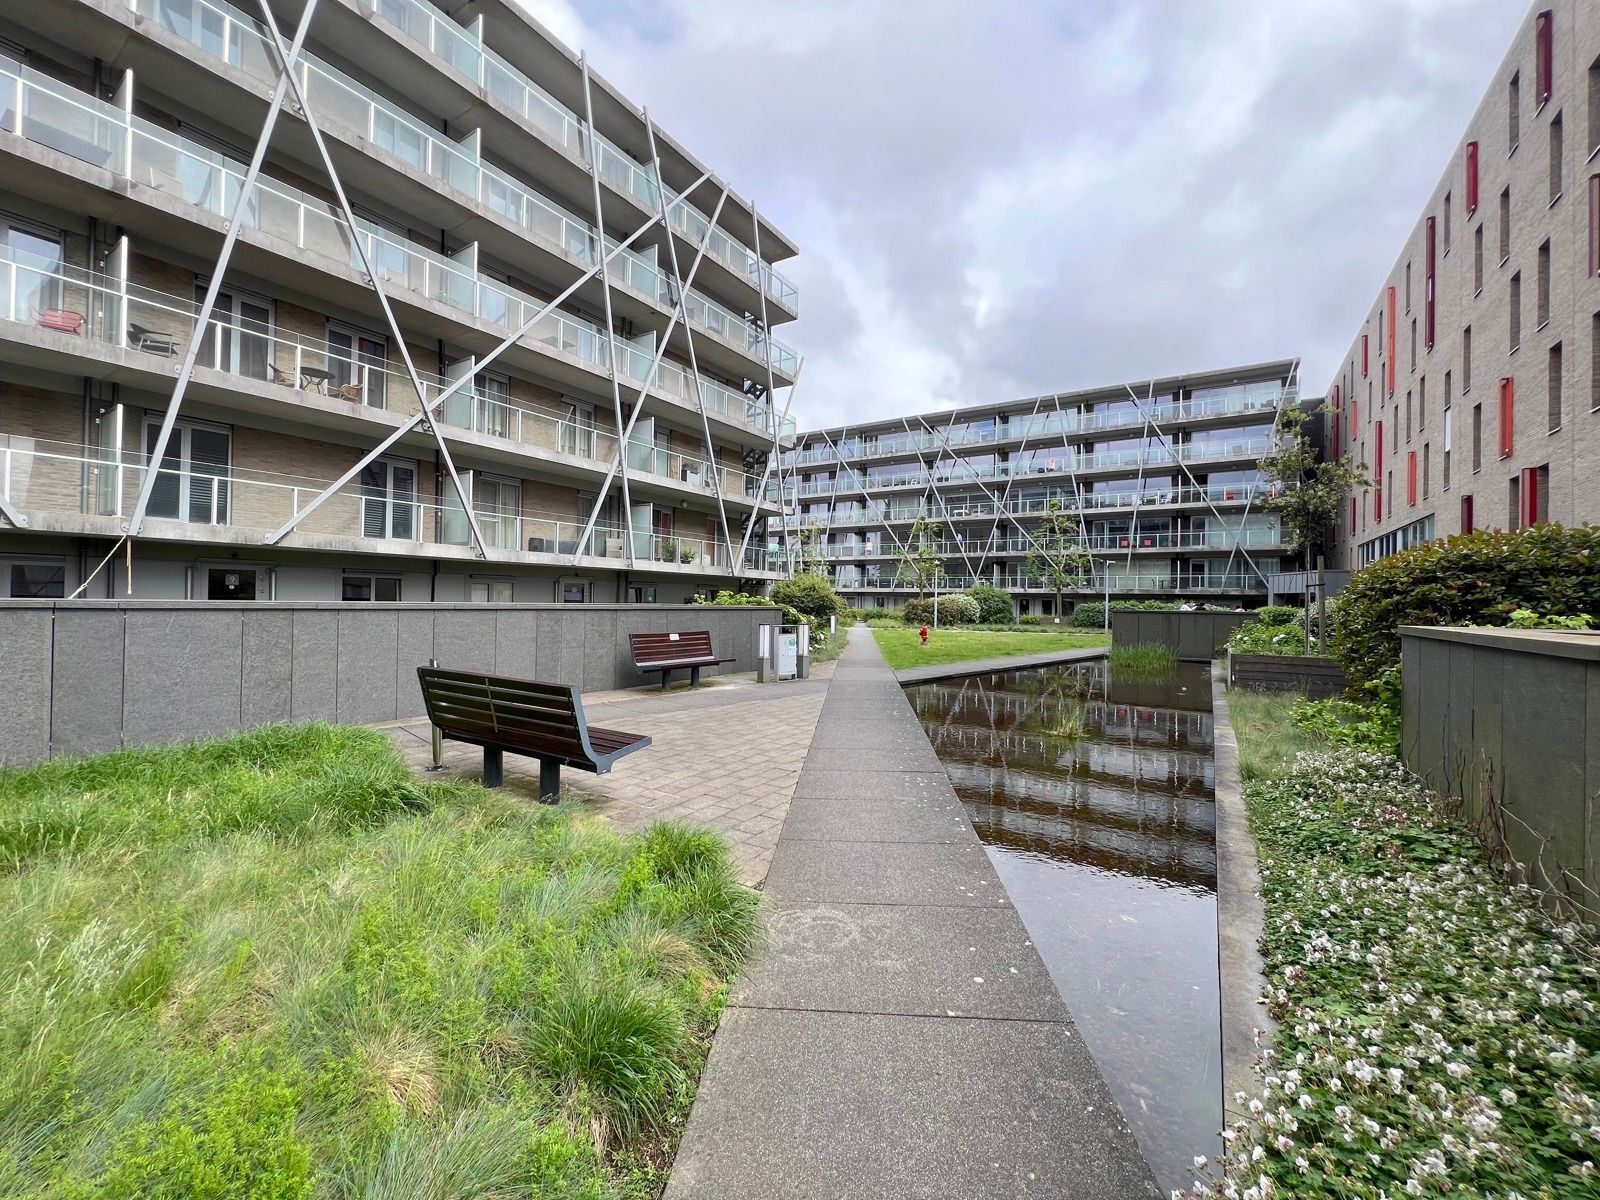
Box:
(793, 524), (828, 577)
(1260, 406), (1370, 564)
(896, 515), (945, 597)
(1023, 502), (1092, 619)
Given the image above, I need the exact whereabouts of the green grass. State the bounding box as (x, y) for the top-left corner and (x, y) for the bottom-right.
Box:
(1107, 641), (1177, 676)
(0, 723), (759, 1198)
(1223, 689), (1332, 781)
(872, 626), (1108, 670)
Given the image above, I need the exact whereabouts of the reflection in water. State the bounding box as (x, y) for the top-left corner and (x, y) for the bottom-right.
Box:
(907, 659), (1221, 1196)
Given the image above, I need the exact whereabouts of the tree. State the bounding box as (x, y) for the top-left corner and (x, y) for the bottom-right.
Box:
(896, 515), (945, 597)
(1023, 502), (1093, 619)
(1259, 406), (1371, 564)
(793, 524), (828, 577)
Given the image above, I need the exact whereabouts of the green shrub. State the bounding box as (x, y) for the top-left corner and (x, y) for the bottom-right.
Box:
(693, 589), (819, 645)
(770, 575), (846, 625)
(1108, 642), (1176, 676)
(900, 594), (980, 625)
(1018, 614), (1043, 626)
(1505, 607), (1596, 629)
(1288, 666), (1401, 754)
(1225, 617), (1309, 656)
(1334, 524), (1600, 686)
(964, 584), (1014, 625)
(1071, 598), (1176, 629)
(1253, 604), (1303, 626)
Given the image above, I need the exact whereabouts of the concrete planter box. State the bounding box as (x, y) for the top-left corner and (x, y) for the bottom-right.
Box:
(0, 600), (783, 766)
(1400, 624), (1600, 912)
(1226, 651), (1349, 698)
(1109, 609), (1253, 661)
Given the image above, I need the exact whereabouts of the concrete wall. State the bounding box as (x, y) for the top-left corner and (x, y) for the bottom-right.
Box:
(1226, 652), (1350, 699)
(1110, 610), (1252, 661)
(0, 601), (782, 765)
(1400, 624), (1599, 911)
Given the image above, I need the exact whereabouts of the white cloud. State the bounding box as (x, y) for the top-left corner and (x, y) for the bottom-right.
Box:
(516, 0), (1522, 428)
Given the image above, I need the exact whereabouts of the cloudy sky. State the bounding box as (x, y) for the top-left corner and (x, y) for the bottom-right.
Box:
(520, 0), (1522, 430)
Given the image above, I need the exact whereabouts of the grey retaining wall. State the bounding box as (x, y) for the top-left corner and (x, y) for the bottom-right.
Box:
(1109, 610), (1252, 661)
(0, 601), (781, 766)
(1227, 652), (1350, 699)
(1400, 625), (1600, 912)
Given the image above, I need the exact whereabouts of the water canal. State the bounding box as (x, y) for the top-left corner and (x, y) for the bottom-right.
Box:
(905, 657), (1221, 1196)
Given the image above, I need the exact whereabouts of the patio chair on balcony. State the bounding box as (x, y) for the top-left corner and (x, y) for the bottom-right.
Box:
(128, 323), (180, 356)
(338, 382), (364, 403)
(270, 364), (297, 387)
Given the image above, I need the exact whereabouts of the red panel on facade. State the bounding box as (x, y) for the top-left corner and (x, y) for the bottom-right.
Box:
(1535, 11), (1554, 105)
(1350, 396), (1358, 440)
(1499, 377), (1515, 458)
(1424, 216), (1437, 350)
(1461, 494), (1474, 533)
(1407, 451), (1418, 506)
(1521, 466), (1540, 527)
(1466, 142), (1480, 215)
(1386, 288), (1397, 397)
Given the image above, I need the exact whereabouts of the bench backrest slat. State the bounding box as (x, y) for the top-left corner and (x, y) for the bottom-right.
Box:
(417, 667), (592, 761)
(629, 630), (717, 665)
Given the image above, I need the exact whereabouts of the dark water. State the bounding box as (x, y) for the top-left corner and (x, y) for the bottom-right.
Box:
(906, 659), (1221, 1196)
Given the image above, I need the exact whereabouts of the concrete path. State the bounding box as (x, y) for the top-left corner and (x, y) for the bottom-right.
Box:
(664, 627), (1161, 1199)
(893, 643), (1108, 686)
(387, 665), (831, 886)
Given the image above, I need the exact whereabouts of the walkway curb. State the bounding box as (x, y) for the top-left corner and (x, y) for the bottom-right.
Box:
(891, 644), (1108, 686)
(663, 627), (1160, 1199)
(1209, 664), (1275, 1122)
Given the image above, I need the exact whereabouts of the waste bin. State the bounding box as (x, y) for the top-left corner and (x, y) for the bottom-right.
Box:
(759, 623), (807, 682)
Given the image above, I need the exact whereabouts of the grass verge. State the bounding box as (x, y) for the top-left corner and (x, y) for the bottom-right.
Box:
(871, 626), (1108, 671)
(0, 723), (759, 1198)
(1182, 750), (1600, 1197)
(1107, 641), (1178, 676)
(1224, 688), (1334, 781)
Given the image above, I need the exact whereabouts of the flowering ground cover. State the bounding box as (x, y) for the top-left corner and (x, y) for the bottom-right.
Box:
(1186, 749), (1599, 1199)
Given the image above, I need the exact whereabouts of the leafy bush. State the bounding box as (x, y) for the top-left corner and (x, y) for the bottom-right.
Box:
(1506, 607), (1596, 630)
(1072, 598), (1176, 628)
(1334, 524), (1600, 686)
(1288, 665), (1401, 754)
(693, 589), (818, 645)
(1018, 615), (1043, 626)
(770, 575), (846, 625)
(900, 594), (980, 625)
(1253, 604), (1303, 626)
(1225, 616), (1310, 656)
(964, 584), (1015, 625)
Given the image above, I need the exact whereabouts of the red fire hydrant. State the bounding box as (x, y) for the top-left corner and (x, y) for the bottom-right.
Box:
(919, 624), (930, 646)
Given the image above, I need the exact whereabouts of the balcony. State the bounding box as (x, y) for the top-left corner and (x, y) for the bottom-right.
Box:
(780, 483), (1277, 529)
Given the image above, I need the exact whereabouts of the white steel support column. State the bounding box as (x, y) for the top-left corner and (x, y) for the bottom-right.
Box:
(126, 0), (320, 538)
(735, 358), (805, 570)
(254, 1), (488, 557)
(749, 203), (790, 565)
(578, 56), (635, 568)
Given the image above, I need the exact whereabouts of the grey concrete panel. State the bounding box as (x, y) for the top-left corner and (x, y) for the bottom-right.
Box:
(493, 609), (539, 680)
(662, 1007), (1160, 1200)
(805, 721), (947, 767)
(336, 610), (399, 725)
(0, 609), (54, 764)
(1444, 639), (1476, 793)
(582, 610), (621, 692)
(241, 610), (293, 728)
(1468, 647), (1504, 809)
(764, 839), (1009, 907)
(780, 792), (978, 845)
(123, 609), (244, 746)
(1587, 670), (1600, 894)
(1501, 652), (1585, 881)
(432, 610), (496, 674)
(289, 610), (339, 721)
(49, 609), (125, 757)
(395, 610), (435, 717)
(733, 901), (1063, 1019)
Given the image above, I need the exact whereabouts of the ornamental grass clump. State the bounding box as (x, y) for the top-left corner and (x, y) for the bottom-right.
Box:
(1181, 750), (1600, 1199)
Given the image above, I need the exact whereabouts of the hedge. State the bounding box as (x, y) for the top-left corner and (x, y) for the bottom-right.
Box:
(900, 594), (980, 625)
(964, 584), (1015, 625)
(1334, 524), (1600, 686)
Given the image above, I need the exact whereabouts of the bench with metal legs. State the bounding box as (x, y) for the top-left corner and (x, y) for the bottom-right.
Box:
(629, 630), (736, 689)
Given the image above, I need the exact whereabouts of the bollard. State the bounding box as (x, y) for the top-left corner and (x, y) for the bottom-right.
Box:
(427, 657), (444, 770)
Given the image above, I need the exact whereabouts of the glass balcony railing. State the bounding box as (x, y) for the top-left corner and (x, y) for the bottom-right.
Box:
(779, 483), (1276, 529)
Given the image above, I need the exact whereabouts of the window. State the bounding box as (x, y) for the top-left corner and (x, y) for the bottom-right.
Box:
(1499, 376), (1516, 458)
(472, 373), (512, 439)
(327, 324), (387, 408)
(195, 284), (273, 381)
(0, 222), (65, 321)
(1474, 224), (1484, 293)
(1444, 372), (1453, 491)
(1538, 239), (1551, 326)
(1361, 332), (1369, 377)
(559, 579), (590, 603)
(1472, 402), (1482, 471)
(1423, 444), (1431, 499)
(1509, 71), (1521, 152)
(1510, 271), (1522, 351)
(470, 578), (515, 602)
(1509, 473), (1522, 530)
(1551, 112), (1564, 202)
(1535, 11), (1554, 107)
(1593, 312), (1600, 410)
(1461, 494), (1475, 533)
(359, 458), (416, 540)
(474, 475), (521, 550)
(1466, 141), (1481, 214)
(1500, 187), (1512, 263)
(1591, 174), (1600, 277)
(143, 417), (230, 525)
(1407, 450), (1417, 506)
(1405, 260), (1412, 312)
(1464, 324), (1473, 391)
(1419, 376), (1427, 429)
(625, 583), (657, 604)
(1425, 216), (1437, 350)
(6, 560), (65, 598)
(1406, 390), (1413, 442)
(1443, 192), (1452, 254)
(206, 568), (257, 600)
(1590, 54), (1600, 160)
(1375, 420), (1385, 522)
(560, 399), (598, 458)
(1549, 342), (1564, 430)
(342, 574), (402, 601)
(1410, 318), (1417, 372)
(1386, 287), (1398, 397)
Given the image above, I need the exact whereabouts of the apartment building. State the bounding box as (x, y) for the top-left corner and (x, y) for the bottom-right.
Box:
(0, 0), (798, 604)
(779, 360), (1298, 616)
(1324, 1), (1600, 569)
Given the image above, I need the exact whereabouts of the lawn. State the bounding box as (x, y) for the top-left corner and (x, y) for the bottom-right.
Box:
(871, 626), (1108, 670)
(0, 723), (758, 1198)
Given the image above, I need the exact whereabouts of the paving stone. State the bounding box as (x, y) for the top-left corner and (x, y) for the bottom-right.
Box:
(764, 839), (1009, 907)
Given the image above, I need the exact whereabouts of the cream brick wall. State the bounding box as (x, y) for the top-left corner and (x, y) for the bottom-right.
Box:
(0, 383), (84, 515)
(1326, 0), (1600, 567)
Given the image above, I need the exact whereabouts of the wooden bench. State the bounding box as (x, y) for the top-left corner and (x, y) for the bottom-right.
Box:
(416, 666), (650, 800)
(629, 630), (735, 689)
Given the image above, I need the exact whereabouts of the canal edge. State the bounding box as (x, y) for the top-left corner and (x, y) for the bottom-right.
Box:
(1209, 663), (1275, 1125)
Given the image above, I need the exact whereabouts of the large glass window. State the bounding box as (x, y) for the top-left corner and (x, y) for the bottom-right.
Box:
(7, 560), (65, 597)
(327, 324), (388, 408)
(144, 418), (230, 524)
(343, 573), (402, 601)
(3, 223), (64, 322)
(360, 459), (416, 540)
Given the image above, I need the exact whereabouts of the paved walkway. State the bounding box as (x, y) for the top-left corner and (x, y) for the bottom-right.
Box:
(387, 664), (831, 886)
(893, 643), (1108, 686)
(664, 627), (1160, 1199)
